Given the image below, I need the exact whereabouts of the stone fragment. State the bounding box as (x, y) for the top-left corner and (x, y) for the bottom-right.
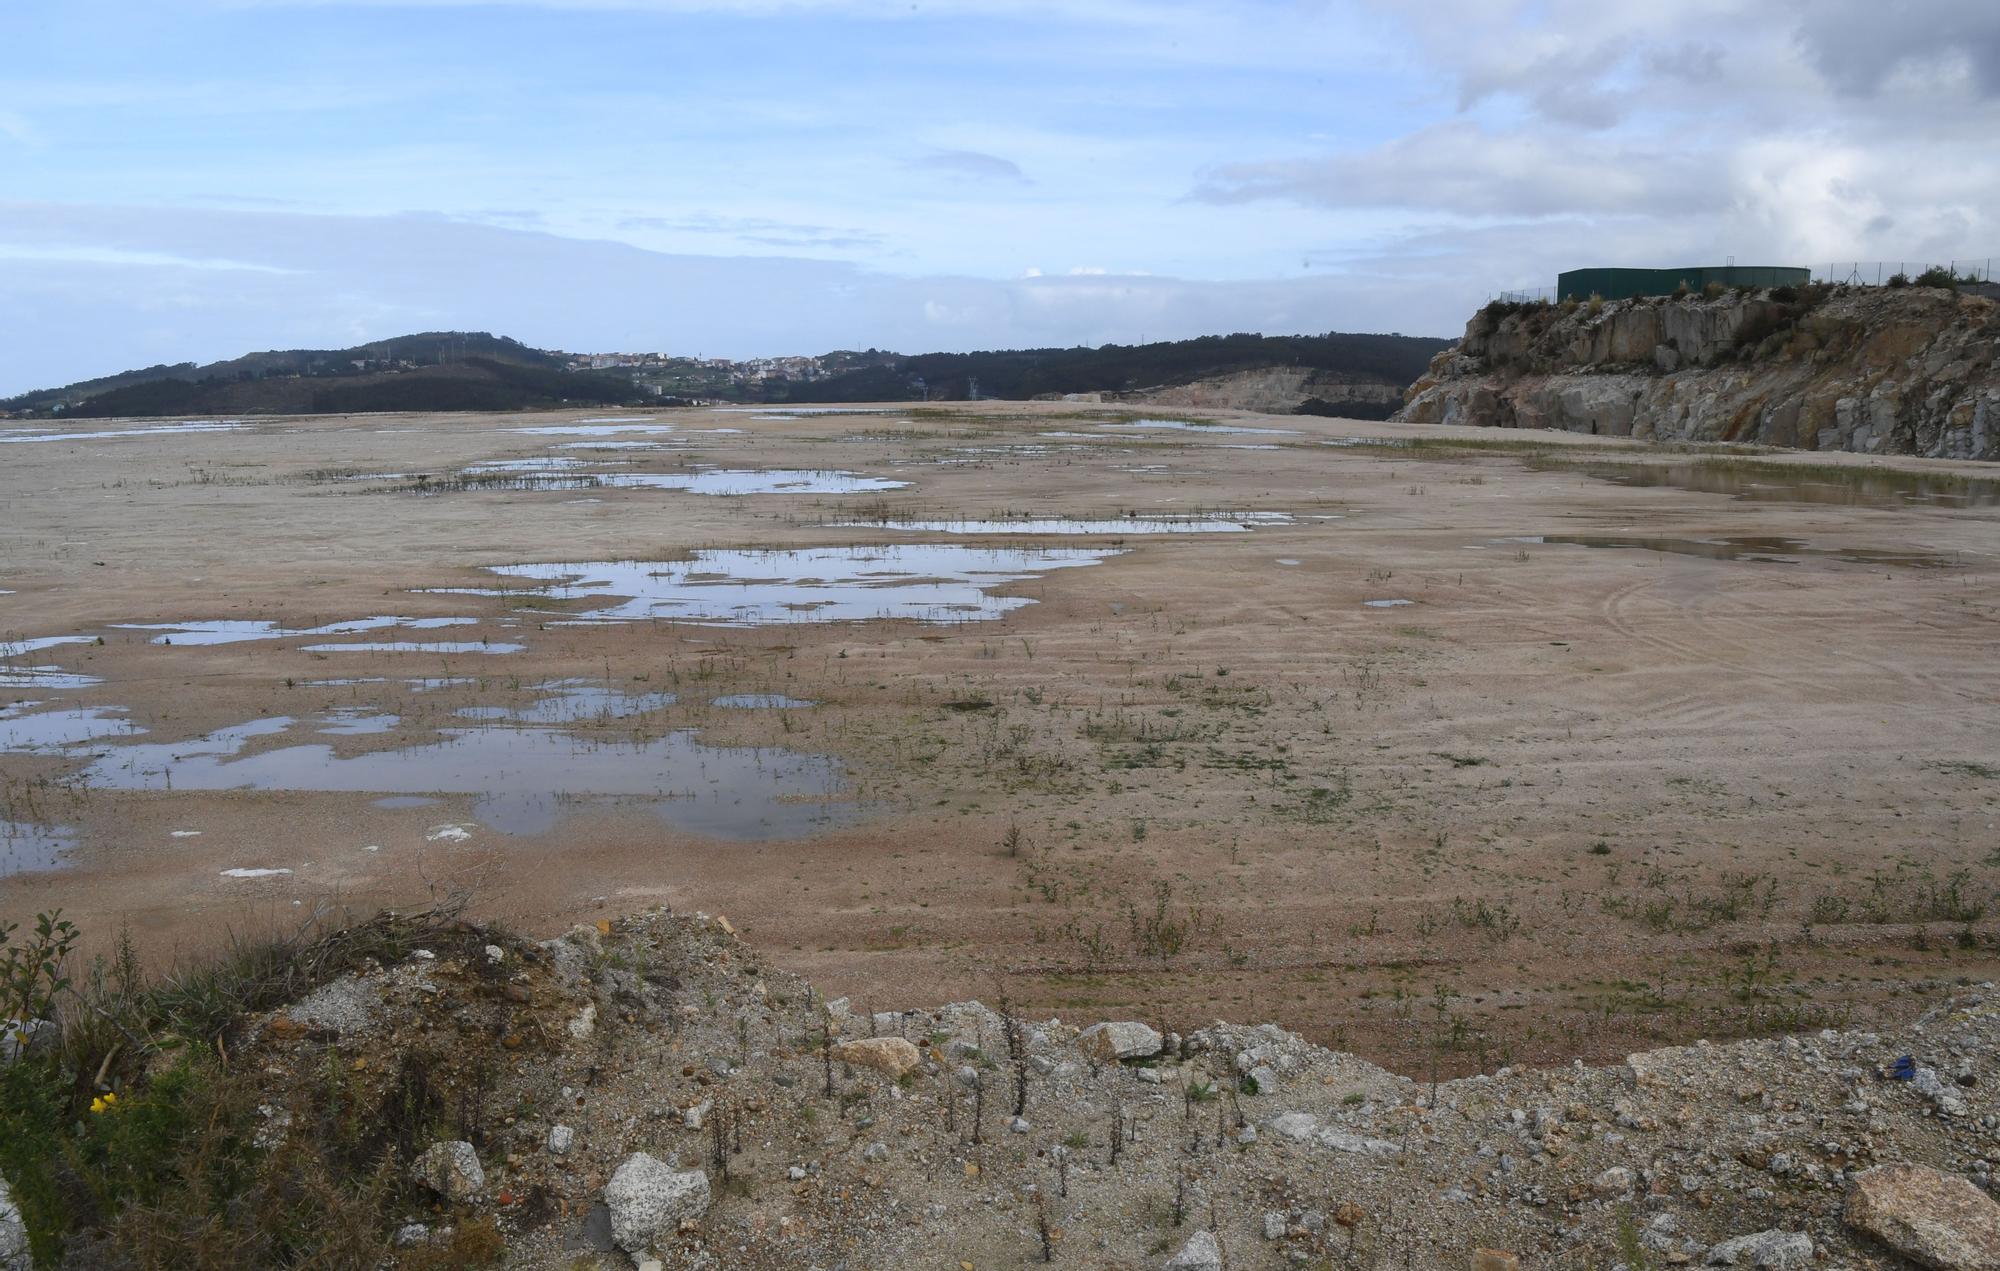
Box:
(1077, 1021), (1163, 1062)
(1472, 1252), (1520, 1271)
(1163, 1229), (1223, 1271)
(605, 1153), (711, 1254)
(832, 1036), (922, 1079)
(1269, 1112), (1319, 1141)
(1846, 1164), (2000, 1271)
(548, 1124), (574, 1155)
(1704, 1230), (1814, 1269)
(411, 1140), (484, 1201)
(0, 1174), (26, 1271)
(1592, 1166), (1636, 1198)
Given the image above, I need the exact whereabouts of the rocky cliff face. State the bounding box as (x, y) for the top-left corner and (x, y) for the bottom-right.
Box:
(1115, 366), (1406, 418)
(1396, 285), (2000, 460)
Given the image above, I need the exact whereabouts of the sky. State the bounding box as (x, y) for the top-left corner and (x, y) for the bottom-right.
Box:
(3, 0), (1998, 394)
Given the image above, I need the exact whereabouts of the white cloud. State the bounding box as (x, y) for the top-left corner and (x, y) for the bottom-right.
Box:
(1194, 122), (1716, 218)
(0, 202), (1454, 396)
(0, 243), (301, 273)
(908, 150), (1030, 183)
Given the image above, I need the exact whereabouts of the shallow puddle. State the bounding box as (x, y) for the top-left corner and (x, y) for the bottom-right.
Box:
(513, 422), (675, 436)
(1, 820), (76, 876)
(455, 681), (676, 724)
(712, 694), (815, 709)
(1537, 459), (2000, 509)
(0, 421), (247, 445)
(74, 716), (854, 839)
(300, 641), (524, 654)
(432, 545), (1119, 627)
(1100, 419), (1297, 437)
(835, 513), (1287, 535)
(464, 457), (607, 475)
(317, 710), (403, 735)
(117, 617), (474, 646)
(0, 666), (103, 689)
(714, 407), (891, 417)
(1321, 437), (1408, 449)
(600, 469), (908, 495)
(0, 703), (145, 752)
(415, 467), (907, 496)
(1506, 534), (1955, 569)
(299, 677), (476, 692)
(2, 635), (95, 657)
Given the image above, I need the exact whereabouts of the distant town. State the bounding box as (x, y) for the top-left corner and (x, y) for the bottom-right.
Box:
(557, 350), (881, 400)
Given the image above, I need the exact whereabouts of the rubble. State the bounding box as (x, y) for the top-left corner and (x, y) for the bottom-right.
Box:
(198, 906), (2000, 1268)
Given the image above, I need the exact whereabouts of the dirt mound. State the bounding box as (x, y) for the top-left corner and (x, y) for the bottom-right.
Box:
(118, 906), (2000, 1268)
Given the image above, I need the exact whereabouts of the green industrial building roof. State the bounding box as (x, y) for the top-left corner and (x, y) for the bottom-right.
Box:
(1557, 265), (1810, 302)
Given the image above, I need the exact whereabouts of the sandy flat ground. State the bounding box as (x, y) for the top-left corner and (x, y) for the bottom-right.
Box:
(3, 401), (1998, 1075)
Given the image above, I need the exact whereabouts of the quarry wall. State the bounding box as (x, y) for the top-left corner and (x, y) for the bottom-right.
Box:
(1396, 285), (2000, 460)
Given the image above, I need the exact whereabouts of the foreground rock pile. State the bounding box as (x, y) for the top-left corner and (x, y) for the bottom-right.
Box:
(1396, 284), (2000, 459)
(181, 908), (2000, 1267)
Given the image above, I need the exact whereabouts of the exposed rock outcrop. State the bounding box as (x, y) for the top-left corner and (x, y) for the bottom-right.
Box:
(1114, 366), (1407, 418)
(1396, 285), (2000, 459)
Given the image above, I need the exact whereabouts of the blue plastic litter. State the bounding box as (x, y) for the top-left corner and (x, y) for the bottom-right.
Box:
(1889, 1055), (1916, 1081)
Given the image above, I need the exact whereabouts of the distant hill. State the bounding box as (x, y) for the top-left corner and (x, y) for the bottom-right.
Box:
(767, 332), (1454, 417)
(6, 328), (1453, 419)
(3, 332), (652, 418)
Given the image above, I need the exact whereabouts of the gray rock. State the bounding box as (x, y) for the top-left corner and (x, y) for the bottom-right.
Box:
(606, 1153), (711, 1254)
(548, 1123), (575, 1155)
(1009, 1117), (1032, 1134)
(1264, 1111), (1397, 1155)
(1915, 1066), (1970, 1117)
(1593, 1166), (1635, 1198)
(1705, 1230), (1813, 1268)
(862, 1142), (889, 1162)
(1319, 1129), (1401, 1155)
(410, 1140), (483, 1201)
(1164, 1229), (1223, 1271)
(1263, 1211), (1287, 1240)
(0, 1173), (26, 1271)
(1077, 1021), (1163, 1062)
(286, 974), (381, 1038)
(1269, 1112), (1319, 1141)
(0, 1019), (55, 1066)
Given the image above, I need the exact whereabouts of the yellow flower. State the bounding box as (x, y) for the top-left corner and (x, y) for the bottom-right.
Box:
(89, 1092), (119, 1114)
